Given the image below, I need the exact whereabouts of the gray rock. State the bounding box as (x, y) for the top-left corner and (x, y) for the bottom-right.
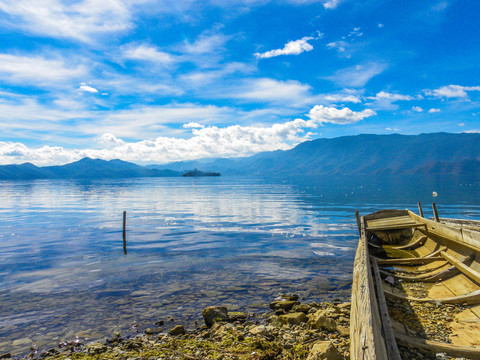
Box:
(249, 325), (266, 335)
(307, 341), (343, 360)
(308, 309), (337, 332)
(278, 312), (308, 325)
(270, 300), (297, 312)
(168, 325), (186, 336)
(202, 306), (229, 327)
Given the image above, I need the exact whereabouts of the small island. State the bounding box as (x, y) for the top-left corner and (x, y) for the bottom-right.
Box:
(182, 169), (221, 177)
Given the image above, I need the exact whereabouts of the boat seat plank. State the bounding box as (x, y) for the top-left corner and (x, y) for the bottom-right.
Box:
(441, 251), (480, 285)
(366, 215), (413, 225)
(367, 223), (426, 231)
(373, 256), (444, 265)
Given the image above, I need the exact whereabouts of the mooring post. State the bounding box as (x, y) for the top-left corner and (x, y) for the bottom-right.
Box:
(123, 211), (127, 255)
(355, 210), (361, 235)
(417, 202), (424, 218)
(432, 203), (440, 222)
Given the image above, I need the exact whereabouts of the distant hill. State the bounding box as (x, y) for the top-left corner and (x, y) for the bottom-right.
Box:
(248, 132), (480, 177)
(0, 158), (181, 180)
(1, 133), (479, 180)
(150, 133), (480, 177)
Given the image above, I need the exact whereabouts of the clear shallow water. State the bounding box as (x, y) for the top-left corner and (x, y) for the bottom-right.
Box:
(0, 175), (479, 355)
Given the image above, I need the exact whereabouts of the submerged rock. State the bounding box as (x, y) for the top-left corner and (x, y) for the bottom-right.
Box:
(11, 338), (32, 347)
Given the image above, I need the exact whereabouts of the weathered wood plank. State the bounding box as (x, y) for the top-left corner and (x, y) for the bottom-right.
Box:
(373, 256), (444, 265)
(441, 251), (480, 285)
(392, 235), (427, 250)
(371, 259), (402, 360)
(395, 332), (480, 358)
(351, 215), (390, 360)
(384, 287), (480, 305)
(380, 266), (459, 282)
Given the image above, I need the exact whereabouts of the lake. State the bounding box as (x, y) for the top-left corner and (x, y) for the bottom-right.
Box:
(0, 175), (479, 355)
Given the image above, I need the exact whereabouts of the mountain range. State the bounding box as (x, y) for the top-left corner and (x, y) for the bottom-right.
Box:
(1, 133), (479, 179)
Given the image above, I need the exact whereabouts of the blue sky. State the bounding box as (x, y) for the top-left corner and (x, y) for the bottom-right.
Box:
(0, 0), (479, 165)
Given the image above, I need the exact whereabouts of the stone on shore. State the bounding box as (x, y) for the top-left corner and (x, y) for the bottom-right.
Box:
(278, 312), (308, 325)
(306, 341), (343, 360)
(202, 306), (229, 327)
(308, 309), (337, 332)
(269, 300), (297, 312)
(228, 311), (248, 321)
(168, 325), (186, 336)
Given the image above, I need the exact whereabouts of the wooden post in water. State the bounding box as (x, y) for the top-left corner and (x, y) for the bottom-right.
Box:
(417, 202), (424, 218)
(355, 210), (361, 235)
(432, 203), (440, 222)
(123, 211), (127, 255)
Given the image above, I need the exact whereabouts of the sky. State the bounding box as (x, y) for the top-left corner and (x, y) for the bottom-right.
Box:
(0, 0), (479, 166)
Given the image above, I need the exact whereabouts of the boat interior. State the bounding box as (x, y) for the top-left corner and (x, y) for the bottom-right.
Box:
(357, 209), (480, 359)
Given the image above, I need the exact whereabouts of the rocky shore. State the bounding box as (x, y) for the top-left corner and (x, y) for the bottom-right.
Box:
(4, 295), (351, 360)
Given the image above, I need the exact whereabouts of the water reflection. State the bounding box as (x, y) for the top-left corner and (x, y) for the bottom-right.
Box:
(0, 175), (478, 355)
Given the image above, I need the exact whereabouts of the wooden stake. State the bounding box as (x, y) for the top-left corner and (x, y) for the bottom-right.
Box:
(417, 201), (424, 218)
(123, 211), (127, 255)
(432, 203), (440, 222)
(355, 210), (361, 235)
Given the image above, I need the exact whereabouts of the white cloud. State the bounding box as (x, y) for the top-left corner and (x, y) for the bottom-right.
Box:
(307, 105), (376, 124)
(428, 85), (480, 98)
(322, 0), (342, 9)
(385, 127), (400, 132)
(183, 122), (204, 129)
(0, 0), (132, 43)
(0, 54), (86, 85)
(180, 62), (255, 87)
(0, 103), (378, 166)
(370, 91), (414, 101)
(228, 78), (313, 106)
(326, 41), (351, 58)
(84, 104), (235, 138)
(96, 133), (125, 148)
(323, 94), (361, 103)
(428, 108), (441, 113)
(255, 37), (314, 59)
(0, 118), (315, 166)
(463, 129), (480, 134)
(366, 91), (417, 111)
(327, 62), (388, 87)
(348, 27), (363, 37)
(79, 83), (98, 93)
(122, 43), (177, 65)
(181, 31), (229, 55)
(412, 106), (423, 112)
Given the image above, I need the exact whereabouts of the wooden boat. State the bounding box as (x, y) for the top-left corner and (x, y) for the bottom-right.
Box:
(351, 208), (480, 360)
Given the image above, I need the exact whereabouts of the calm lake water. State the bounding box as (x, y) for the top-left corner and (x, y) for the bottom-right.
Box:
(0, 175), (479, 356)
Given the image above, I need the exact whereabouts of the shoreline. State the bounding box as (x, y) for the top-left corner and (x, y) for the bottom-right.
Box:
(3, 295), (351, 360)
